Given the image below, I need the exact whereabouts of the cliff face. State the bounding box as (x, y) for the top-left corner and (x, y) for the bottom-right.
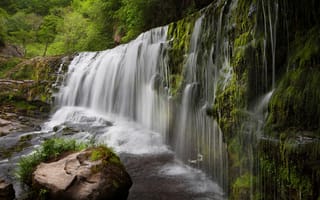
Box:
(0, 56), (71, 136)
(165, 0), (320, 199)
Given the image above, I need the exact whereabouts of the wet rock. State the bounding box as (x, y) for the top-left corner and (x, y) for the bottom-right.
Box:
(33, 149), (132, 200)
(61, 127), (79, 135)
(0, 179), (15, 200)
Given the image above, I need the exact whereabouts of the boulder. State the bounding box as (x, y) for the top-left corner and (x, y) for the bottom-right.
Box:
(32, 148), (132, 200)
(0, 179), (15, 200)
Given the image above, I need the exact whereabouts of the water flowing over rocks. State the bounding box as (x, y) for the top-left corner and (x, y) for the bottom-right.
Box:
(32, 149), (132, 200)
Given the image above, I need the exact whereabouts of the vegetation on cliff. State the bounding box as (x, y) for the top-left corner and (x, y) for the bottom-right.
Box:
(163, 0), (320, 199)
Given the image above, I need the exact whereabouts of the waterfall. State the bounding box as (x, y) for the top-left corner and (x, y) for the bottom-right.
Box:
(56, 26), (170, 136)
(50, 10), (229, 192)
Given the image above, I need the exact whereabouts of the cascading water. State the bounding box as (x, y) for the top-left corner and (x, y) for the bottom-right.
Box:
(173, 12), (230, 190)
(45, 24), (227, 199)
(56, 27), (170, 135)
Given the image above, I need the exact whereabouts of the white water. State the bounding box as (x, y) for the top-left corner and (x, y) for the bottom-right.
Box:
(45, 106), (169, 155)
(56, 27), (170, 136)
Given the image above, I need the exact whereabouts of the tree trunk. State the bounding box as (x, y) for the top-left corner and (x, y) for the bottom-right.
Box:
(43, 40), (49, 56)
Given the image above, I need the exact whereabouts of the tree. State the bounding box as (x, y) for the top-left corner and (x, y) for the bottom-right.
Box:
(72, 0), (121, 49)
(53, 11), (89, 53)
(38, 15), (60, 56)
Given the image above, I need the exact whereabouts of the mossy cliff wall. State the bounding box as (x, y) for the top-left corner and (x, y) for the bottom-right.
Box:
(0, 56), (70, 116)
(165, 0), (320, 199)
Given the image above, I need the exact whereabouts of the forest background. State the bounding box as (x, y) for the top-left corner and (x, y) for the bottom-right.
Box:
(0, 0), (212, 57)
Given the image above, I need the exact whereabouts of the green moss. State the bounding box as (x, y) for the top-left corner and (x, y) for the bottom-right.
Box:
(234, 32), (250, 62)
(169, 74), (183, 97)
(289, 27), (320, 68)
(214, 74), (247, 140)
(89, 145), (122, 175)
(167, 14), (198, 97)
(266, 67), (320, 133)
(112, 180), (119, 189)
(90, 145), (120, 165)
(258, 135), (320, 199)
(259, 157), (314, 200)
(232, 173), (256, 200)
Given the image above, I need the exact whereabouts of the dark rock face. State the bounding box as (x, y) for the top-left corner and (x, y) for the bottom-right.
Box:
(0, 179), (15, 200)
(32, 149), (132, 200)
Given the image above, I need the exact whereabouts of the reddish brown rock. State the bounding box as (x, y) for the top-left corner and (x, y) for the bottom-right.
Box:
(33, 149), (132, 200)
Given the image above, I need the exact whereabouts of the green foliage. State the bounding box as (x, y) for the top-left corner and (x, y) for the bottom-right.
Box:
(0, 0), (208, 56)
(25, 43), (45, 57)
(0, 8), (8, 44)
(38, 15), (60, 56)
(16, 138), (88, 185)
(47, 12), (88, 54)
(0, 57), (23, 78)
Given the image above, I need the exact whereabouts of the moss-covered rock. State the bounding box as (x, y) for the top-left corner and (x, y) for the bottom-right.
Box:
(232, 173), (257, 200)
(166, 14), (198, 97)
(258, 136), (320, 199)
(266, 67), (320, 134)
(207, 0), (320, 198)
(0, 56), (71, 116)
(6, 56), (66, 102)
